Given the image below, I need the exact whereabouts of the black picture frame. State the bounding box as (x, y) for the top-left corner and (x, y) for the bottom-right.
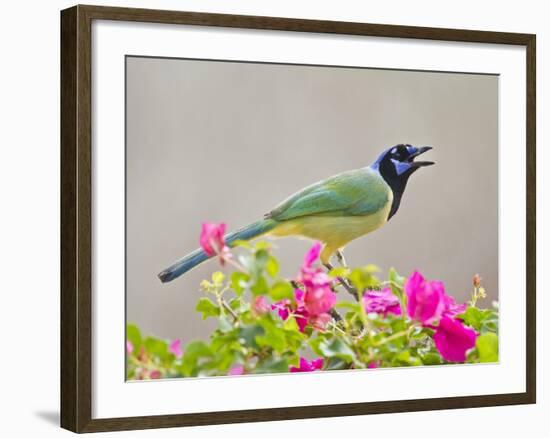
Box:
(61, 4), (536, 433)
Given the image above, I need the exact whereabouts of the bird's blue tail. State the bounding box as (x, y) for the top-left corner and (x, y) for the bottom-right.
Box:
(158, 219), (277, 283)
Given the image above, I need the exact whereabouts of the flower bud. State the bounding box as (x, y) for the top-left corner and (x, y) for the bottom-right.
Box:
(473, 274), (481, 288)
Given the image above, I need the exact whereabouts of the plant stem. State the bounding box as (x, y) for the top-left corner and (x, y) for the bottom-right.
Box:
(373, 326), (414, 347)
(221, 299), (239, 321)
(323, 262), (358, 300)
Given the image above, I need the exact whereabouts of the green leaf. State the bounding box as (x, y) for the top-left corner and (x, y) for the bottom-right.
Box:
(364, 264), (381, 274)
(196, 297), (220, 319)
(230, 271), (249, 296)
(126, 324), (142, 352)
(251, 275), (269, 296)
(324, 357), (349, 370)
(183, 341), (213, 359)
(179, 341), (213, 376)
(269, 280), (294, 301)
(388, 267), (405, 288)
(481, 320), (499, 334)
(255, 249), (270, 272)
(410, 326), (429, 341)
(348, 265), (380, 291)
(420, 352), (443, 365)
(390, 318), (407, 333)
(212, 271), (225, 286)
(237, 325), (264, 349)
(459, 306), (497, 332)
(328, 267), (350, 278)
(211, 352), (236, 373)
(228, 297), (243, 311)
(266, 255), (280, 278)
(256, 319), (286, 352)
(255, 357), (289, 374)
(393, 350), (422, 366)
(218, 315), (234, 333)
(282, 315), (300, 332)
(335, 301), (362, 312)
(232, 239), (252, 249)
(254, 241), (272, 251)
(476, 332), (499, 363)
(144, 336), (169, 360)
(318, 338), (356, 363)
(256, 333), (285, 352)
(388, 267), (405, 300)
(459, 306), (483, 330)
(348, 268), (366, 291)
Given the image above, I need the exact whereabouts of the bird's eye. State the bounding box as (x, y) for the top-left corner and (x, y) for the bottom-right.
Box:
(391, 146), (407, 161)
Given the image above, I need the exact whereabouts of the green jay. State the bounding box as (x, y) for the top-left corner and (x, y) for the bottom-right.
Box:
(158, 144), (433, 283)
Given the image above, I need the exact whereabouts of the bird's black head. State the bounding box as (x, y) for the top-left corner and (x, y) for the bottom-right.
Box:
(372, 144), (434, 220)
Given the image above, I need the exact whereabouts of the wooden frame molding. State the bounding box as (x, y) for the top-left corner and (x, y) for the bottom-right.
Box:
(61, 4), (536, 433)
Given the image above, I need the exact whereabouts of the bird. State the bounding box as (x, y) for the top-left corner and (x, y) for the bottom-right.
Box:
(158, 144), (434, 283)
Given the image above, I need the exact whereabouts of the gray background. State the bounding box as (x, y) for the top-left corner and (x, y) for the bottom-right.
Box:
(126, 56), (498, 341)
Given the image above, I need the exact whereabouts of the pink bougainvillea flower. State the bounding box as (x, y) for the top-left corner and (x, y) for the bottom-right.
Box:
(303, 241), (322, 269)
(199, 222), (231, 264)
(199, 222), (226, 255)
(272, 294), (331, 333)
(303, 283), (336, 316)
(271, 299), (291, 320)
(228, 365), (245, 376)
(287, 291), (310, 332)
(294, 288), (305, 304)
(126, 340), (133, 355)
(169, 339), (183, 358)
(300, 267), (332, 292)
(149, 370), (161, 379)
(363, 287), (402, 316)
(298, 242), (329, 290)
(309, 312), (332, 331)
(273, 248), (336, 333)
(293, 307), (310, 332)
(294, 285), (333, 332)
(297, 242), (336, 316)
(433, 316), (477, 362)
(442, 294), (467, 318)
(289, 357), (324, 373)
(252, 296), (270, 316)
(405, 271), (446, 324)
(367, 361), (380, 369)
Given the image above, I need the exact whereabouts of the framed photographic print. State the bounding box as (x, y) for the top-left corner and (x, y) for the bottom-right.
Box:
(60, 4), (536, 433)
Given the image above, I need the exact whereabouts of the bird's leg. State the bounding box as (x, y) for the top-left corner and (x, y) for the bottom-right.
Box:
(336, 249), (348, 268)
(323, 262), (358, 301)
(329, 308), (343, 322)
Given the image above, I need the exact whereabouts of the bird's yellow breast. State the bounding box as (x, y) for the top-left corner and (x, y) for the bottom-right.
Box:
(269, 191), (393, 262)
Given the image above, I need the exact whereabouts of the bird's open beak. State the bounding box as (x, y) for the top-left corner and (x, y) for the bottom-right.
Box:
(408, 146), (434, 168)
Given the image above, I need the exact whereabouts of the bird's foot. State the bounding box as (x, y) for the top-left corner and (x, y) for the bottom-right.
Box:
(336, 250), (348, 268)
(323, 262), (358, 301)
(329, 308), (343, 322)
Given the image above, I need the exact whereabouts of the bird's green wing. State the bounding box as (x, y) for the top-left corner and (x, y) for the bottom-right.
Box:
(266, 168), (390, 221)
